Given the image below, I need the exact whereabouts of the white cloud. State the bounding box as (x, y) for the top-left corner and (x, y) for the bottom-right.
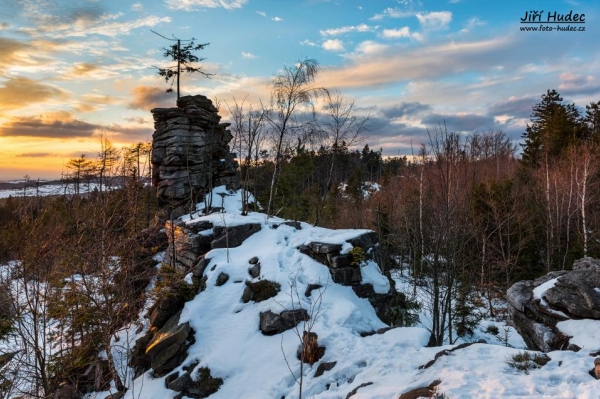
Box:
(164, 0), (247, 11)
(460, 17), (486, 33)
(449, 0), (460, 3)
(27, 14), (172, 38)
(271, 16), (283, 22)
(320, 23), (377, 36)
(256, 11), (267, 17)
(353, 40), (389, 56)
(371, 7), (415, 20)
(416, 11), (452, 30)
(241, 52), (256, 59)
(131, 2), (143, 11)
(300, 39), (317, 47)
(322, 39), (345, 52)
(381, 27), (411, 39)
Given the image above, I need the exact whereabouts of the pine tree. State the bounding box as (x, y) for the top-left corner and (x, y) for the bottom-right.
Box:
(521, 89), (583, 167)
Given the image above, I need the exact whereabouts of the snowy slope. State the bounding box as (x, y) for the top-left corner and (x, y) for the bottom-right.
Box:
(94, 188), (600, 399)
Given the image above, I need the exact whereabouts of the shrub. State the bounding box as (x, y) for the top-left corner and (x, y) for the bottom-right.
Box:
(485, 324), (499, 335)
(506, 351), (550, 374)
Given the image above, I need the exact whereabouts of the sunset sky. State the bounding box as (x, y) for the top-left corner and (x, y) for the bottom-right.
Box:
(0, 0), (598, 180)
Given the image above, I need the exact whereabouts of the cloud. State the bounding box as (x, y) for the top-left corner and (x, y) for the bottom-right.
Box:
(0, 22), (9, 30)
(318, 36), (512, 89)
(421, 112), (495, 132)
(381, 27), (411, 39)
(0, 37), (32, 70)
(557, 72), (600, 95)
(382, 102), (432, 119)
(256, 11), (267, 17)
(460, 17), (486, 34)
(320, 23), (376, 36)
(23, 12), (171, 38)
(345, 40), (389, 58)
(131, 2), (143, 11)
(0, 77), (68, 110)
(487, 96), (539, 120)
(241, 52), (257, 59)
(0, 112), (100, 138)
(300, 39), (317, 47)
(164, 0), (247, 11)
(128, 86), (175, 110)
(322, 39), (345, 52)
(371, 7), (415, 20)
(271, 16), (283, 22)
(0, 110), (153, 141)
(70, 62), (98, 76)
(16, 152), (55, 158)
(416, 11), (452, 30)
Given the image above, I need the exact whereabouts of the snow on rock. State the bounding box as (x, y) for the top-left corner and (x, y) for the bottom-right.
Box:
(109, 189), (600, 399)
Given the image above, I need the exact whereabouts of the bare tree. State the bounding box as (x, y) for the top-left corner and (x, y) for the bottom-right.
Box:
(226, 98), (266, 215)
(264, 58), (326, 217)
(315, 90), (368, 226)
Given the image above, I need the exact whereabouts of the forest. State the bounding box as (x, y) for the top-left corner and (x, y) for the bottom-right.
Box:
(1, 65), (600, 397)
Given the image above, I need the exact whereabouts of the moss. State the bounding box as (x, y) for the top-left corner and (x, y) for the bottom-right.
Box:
(350, 246), (366, 266)
(152, 263), (200, 303)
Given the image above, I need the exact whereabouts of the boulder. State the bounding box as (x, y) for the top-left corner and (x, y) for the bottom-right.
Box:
(211, 224), (261, 249)
(314, 361), (336, 377)
(507, 258), (600, 352)
(241, 280), (280, 303)
(330, 267), (361, 285)
(165, 367), (223, 398)
(145, 311), (193, 376)
(259, 309), (309, 335)
(248, 263), (261, 279)
(215, 272), (229, 286)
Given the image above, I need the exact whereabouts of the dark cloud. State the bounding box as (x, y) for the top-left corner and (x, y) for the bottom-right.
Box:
(421, 113), (495, 132)
(382, 102), (432, 119)
(128, 86), (175, 111)
(16, 152), (54, 157)
(0, 77), (68, 109)
(0, 115), (100, 138)
(0, 110), (152, 140)
(487, 97), (537, 120)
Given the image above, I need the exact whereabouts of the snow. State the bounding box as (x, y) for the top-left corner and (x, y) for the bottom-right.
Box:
(5, 186), (600, 399)
(0, 182), (113, 198)
(556, 319), (600, 351)
(532, 277), (569, 318)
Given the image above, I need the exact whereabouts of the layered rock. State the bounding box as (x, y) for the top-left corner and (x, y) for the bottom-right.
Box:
(507, 257), (600, 352)
(151, 95), (239, 207)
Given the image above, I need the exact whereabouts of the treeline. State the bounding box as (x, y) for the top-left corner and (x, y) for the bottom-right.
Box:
(0, 142), (163, 398)
(229, 87), (600, 344)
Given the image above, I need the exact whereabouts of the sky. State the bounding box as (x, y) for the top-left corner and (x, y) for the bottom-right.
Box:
(0, 0), (598, 180)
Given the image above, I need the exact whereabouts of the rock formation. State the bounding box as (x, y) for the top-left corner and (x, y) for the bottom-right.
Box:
(507, 257), (600, 352)
(151, 95), (239, 208)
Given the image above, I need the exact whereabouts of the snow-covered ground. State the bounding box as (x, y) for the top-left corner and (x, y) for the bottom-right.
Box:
(0, 181), (119, 198)
(3, 187), (600, 399)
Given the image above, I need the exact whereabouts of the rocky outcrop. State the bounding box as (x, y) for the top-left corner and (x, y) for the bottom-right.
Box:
(299, 232), (380, 287)
(132, 311), (194, 377)
(151, 95), (239, 207)
(507, 257), (600, 352)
